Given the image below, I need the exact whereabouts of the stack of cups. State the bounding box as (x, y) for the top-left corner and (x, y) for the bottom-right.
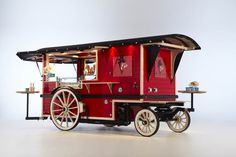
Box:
(29, 83), (35, 92)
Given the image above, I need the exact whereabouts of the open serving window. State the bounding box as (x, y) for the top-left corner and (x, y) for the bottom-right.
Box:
(40, 49), (98, 90)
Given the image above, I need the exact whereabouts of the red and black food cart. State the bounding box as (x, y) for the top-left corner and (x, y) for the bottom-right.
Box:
(17, 34), (202, 137)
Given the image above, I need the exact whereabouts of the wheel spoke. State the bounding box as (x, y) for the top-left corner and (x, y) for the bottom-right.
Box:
(53, 102), (63, 108)
(138, 123), (143, 131)
(177, 123), (181, 129)
(62, 91), (66, 105)
(66, 113), (69, 127)
(182, 120), (187, 124)
(147, 126), (151, 133)
(142, 126), (146, 133)
(178, 112), (181, 117)
(145, 126), (148, 133)
(179, 112), (184, 117)
(67, 98), (75, 108)
(150, 118), (155, 123)
(144, 112), (147, 119)
(149, 114), (153, 121)
(68, 113), (74, 123)
(175, 122), (178, 129)
(171, 120), (176, 125)
(69, 110), (77, 117)
(149, 123), (154, 128)
(60, 113), (65, 126)
(66, 93), (71, 105)
(55, 112), (64, 120)
(139, 116), (145, 122)
(68, 106), (78, 110)
(53, 109), (63, 112)
(56, 95), (64, 107)
(141, 113), (145, 120)
(174, 122), (178, 128)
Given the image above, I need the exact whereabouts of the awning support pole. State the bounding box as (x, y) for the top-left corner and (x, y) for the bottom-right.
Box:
(35, 60), (42, 77)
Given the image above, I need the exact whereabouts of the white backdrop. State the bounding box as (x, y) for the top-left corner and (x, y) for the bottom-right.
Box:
(0, 0), (236, 125)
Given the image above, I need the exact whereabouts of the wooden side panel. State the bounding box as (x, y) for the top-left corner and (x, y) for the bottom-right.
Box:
(96, 45), (140, 95)
(143, 48), (176, 100)
(42, 81), (57, 115)
(80, 45), (141, 119)
(41, 45), (142, 119)
(81, 98), (113, 119)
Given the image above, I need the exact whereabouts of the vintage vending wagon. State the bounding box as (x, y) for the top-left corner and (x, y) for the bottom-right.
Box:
(17, 34), (202, 137)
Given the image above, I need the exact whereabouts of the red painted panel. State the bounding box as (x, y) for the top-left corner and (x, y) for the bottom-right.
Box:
(43, 98), (51, 115)
(96, 45), (140, 95)
(78, 45), (141, 119)
(143, 48), (176, 101)
(43, 82), (57, 93)
(81, 98), (112, 118)
(42, 45), (177, 119)
(42, 81), (57, 115)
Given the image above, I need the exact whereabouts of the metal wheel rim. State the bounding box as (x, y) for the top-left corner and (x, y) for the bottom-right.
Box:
(134, 109), (158, 137)
(50, 89), (80, 131)
(167, 110), (190, 133)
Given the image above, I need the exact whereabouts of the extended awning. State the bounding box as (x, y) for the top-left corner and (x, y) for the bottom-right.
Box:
(17, 34), (200, 63)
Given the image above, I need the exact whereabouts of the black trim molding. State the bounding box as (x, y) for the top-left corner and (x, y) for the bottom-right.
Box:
(41, 94), (178, 99)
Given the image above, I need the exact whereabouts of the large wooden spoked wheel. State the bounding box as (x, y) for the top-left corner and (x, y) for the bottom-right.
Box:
(167, 110), (191, 133)
(50, 88), (80, 131)
(134, 109), (159, 137)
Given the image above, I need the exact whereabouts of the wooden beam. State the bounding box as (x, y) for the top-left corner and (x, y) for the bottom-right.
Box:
(156, 42), (188, 50)
(144, 42), (189, 50)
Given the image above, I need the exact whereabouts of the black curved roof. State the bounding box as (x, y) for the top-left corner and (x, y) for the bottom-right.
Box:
(16, 34), (201, 63)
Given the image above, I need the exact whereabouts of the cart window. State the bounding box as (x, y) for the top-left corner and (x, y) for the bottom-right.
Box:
(47, 63), (77, 82)
(113, 55), (132, 77)
(84, 58), (96, 80)
(155, 57), (166, 78)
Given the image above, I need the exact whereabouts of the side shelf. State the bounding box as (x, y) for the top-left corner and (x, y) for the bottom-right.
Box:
(16, 91), (47, 120)
(83, 82), (120, 94)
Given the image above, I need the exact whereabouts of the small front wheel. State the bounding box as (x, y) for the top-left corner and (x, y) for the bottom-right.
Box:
(167, 110), (191, 133)
(134, 109), (159, 137)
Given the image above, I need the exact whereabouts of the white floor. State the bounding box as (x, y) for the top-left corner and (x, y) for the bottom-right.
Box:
(1, 117), (236, 157)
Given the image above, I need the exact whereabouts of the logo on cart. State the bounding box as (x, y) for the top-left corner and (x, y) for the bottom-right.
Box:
(113, 55), (132, 77)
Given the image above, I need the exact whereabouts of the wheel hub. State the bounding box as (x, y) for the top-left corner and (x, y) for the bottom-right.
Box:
(142, 119), (150, 126)
(176, 116), (181, 123)
(63, 107), (69, 113)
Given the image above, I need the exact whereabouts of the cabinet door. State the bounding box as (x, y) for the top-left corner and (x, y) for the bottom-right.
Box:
(144, 49), (176, 100)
